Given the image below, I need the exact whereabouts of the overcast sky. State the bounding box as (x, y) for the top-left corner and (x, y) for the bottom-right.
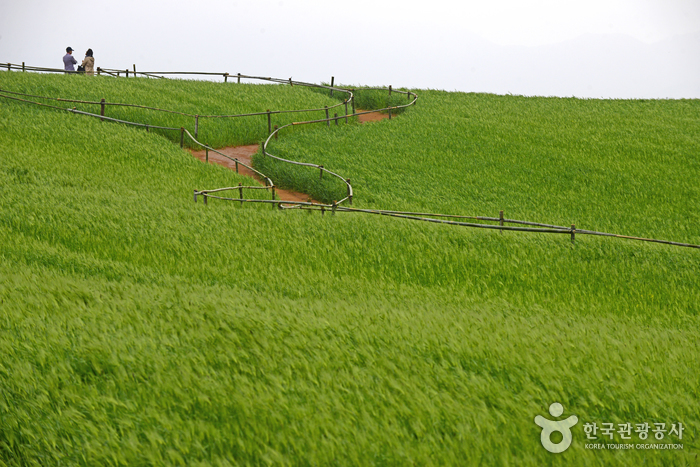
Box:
(1, 0), (699, 98)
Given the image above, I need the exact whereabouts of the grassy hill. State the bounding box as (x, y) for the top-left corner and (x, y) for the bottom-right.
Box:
(1, 71), (698, 466)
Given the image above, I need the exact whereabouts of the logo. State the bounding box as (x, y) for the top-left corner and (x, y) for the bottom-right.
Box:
(535, 402), (579, 453)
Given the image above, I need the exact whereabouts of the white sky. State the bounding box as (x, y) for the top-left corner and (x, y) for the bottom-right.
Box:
(1, 0), (699, 98)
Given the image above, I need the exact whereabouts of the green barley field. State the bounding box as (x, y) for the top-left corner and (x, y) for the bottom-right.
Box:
(0, 71), (699, 466)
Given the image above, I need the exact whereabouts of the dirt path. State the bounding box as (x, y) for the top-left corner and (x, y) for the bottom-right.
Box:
(357, 109), (391, 123)
(189, 145), (315, 203)
(188, 110), (391, 203)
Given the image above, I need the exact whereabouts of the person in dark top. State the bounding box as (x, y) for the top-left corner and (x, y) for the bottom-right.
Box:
(63, 47), (77, 72)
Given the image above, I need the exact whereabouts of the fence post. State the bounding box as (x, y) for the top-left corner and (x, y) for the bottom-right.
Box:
(125, 69), (129, 78)
(22, 62), (25, 72)
(267, 110), (271, 134)
(330, 76), (334, 96)
(133, 64), (136, 76)
(499, 210), (504, 234)
(334, 113), (338, 126)
(203, 192), (208, 205)
(235, 158), (239, 173)
(351, 90), (356, 114)
(6, 63), (10, 71)
(388, 107), (392, 120)
(319, 165), (324, 180)
(195, 115), (199, 139)
(224, 73), (229, 83)
(289, 77), (293, 87)
(97, 67), (101, 76)
(325, 106), (329, 127)
(100, 98), (105, 121)
(206, 146), (209, 163)
(332, 201), (337, 215)
(571, 224), (576, 244)
(344, 100), (348, 123)
(194, 189), (197, 203)
(237, 73), (241, 84)
(239, 183), (243, 205)
(180, 128), (184, 148)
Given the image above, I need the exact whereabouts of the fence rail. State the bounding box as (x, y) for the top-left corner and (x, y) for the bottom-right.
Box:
(2, 62), (698, 250)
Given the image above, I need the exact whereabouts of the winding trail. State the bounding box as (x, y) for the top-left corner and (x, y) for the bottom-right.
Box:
(187, 110), (390, 203)
(188, 144), (314, 203)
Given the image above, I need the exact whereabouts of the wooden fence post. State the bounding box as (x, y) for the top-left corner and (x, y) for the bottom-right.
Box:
(22, 62), (25, 72)
(235, 158), (239, 173)
(334, 113), (338, 126)
(205, 146), (209, 163)
(195, 115), (199, 139)
(238, 183), (243, 205)
(325, 106), (329, 127)
(224, 73), (229, 83)
(351, 90), (356, 114)
(499, 210), (504, 234)
(319, 165), (324, 180)
(100, 98), (105, 121)
(237, 73), (241, 84)
(180, 128), (184, 148)
(571, 224), (576, 244)
(344, 100), (348, 123)
(133, 64), (136, 76)
(194, 189), (197, 203)
(330, 76), (334, 96)
(267, 110), (271, 134)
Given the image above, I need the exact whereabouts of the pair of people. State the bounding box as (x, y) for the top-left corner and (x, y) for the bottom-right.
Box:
(63, 47), (95, 75)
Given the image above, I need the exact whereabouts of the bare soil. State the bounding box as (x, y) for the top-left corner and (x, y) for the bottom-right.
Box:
(187, 110), (391, 202)
(357, 109), (391, 123)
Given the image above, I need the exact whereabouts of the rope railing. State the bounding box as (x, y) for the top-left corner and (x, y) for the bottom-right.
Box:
(2, 62), (698, 250)
(0, 86), (350, 118)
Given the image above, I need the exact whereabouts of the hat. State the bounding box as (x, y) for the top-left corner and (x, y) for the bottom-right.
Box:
(66, 47), (73, 52)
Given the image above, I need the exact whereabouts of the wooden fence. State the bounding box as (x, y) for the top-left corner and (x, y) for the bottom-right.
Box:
(1, 62), (698, 250)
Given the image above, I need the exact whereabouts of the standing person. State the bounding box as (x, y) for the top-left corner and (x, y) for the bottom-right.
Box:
(63, 47), (77, 73)
(81, 49), (95, 76)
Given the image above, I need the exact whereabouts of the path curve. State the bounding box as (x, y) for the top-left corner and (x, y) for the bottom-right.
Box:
(188, 110), (390, 203)
(188, 144), (315, 204)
